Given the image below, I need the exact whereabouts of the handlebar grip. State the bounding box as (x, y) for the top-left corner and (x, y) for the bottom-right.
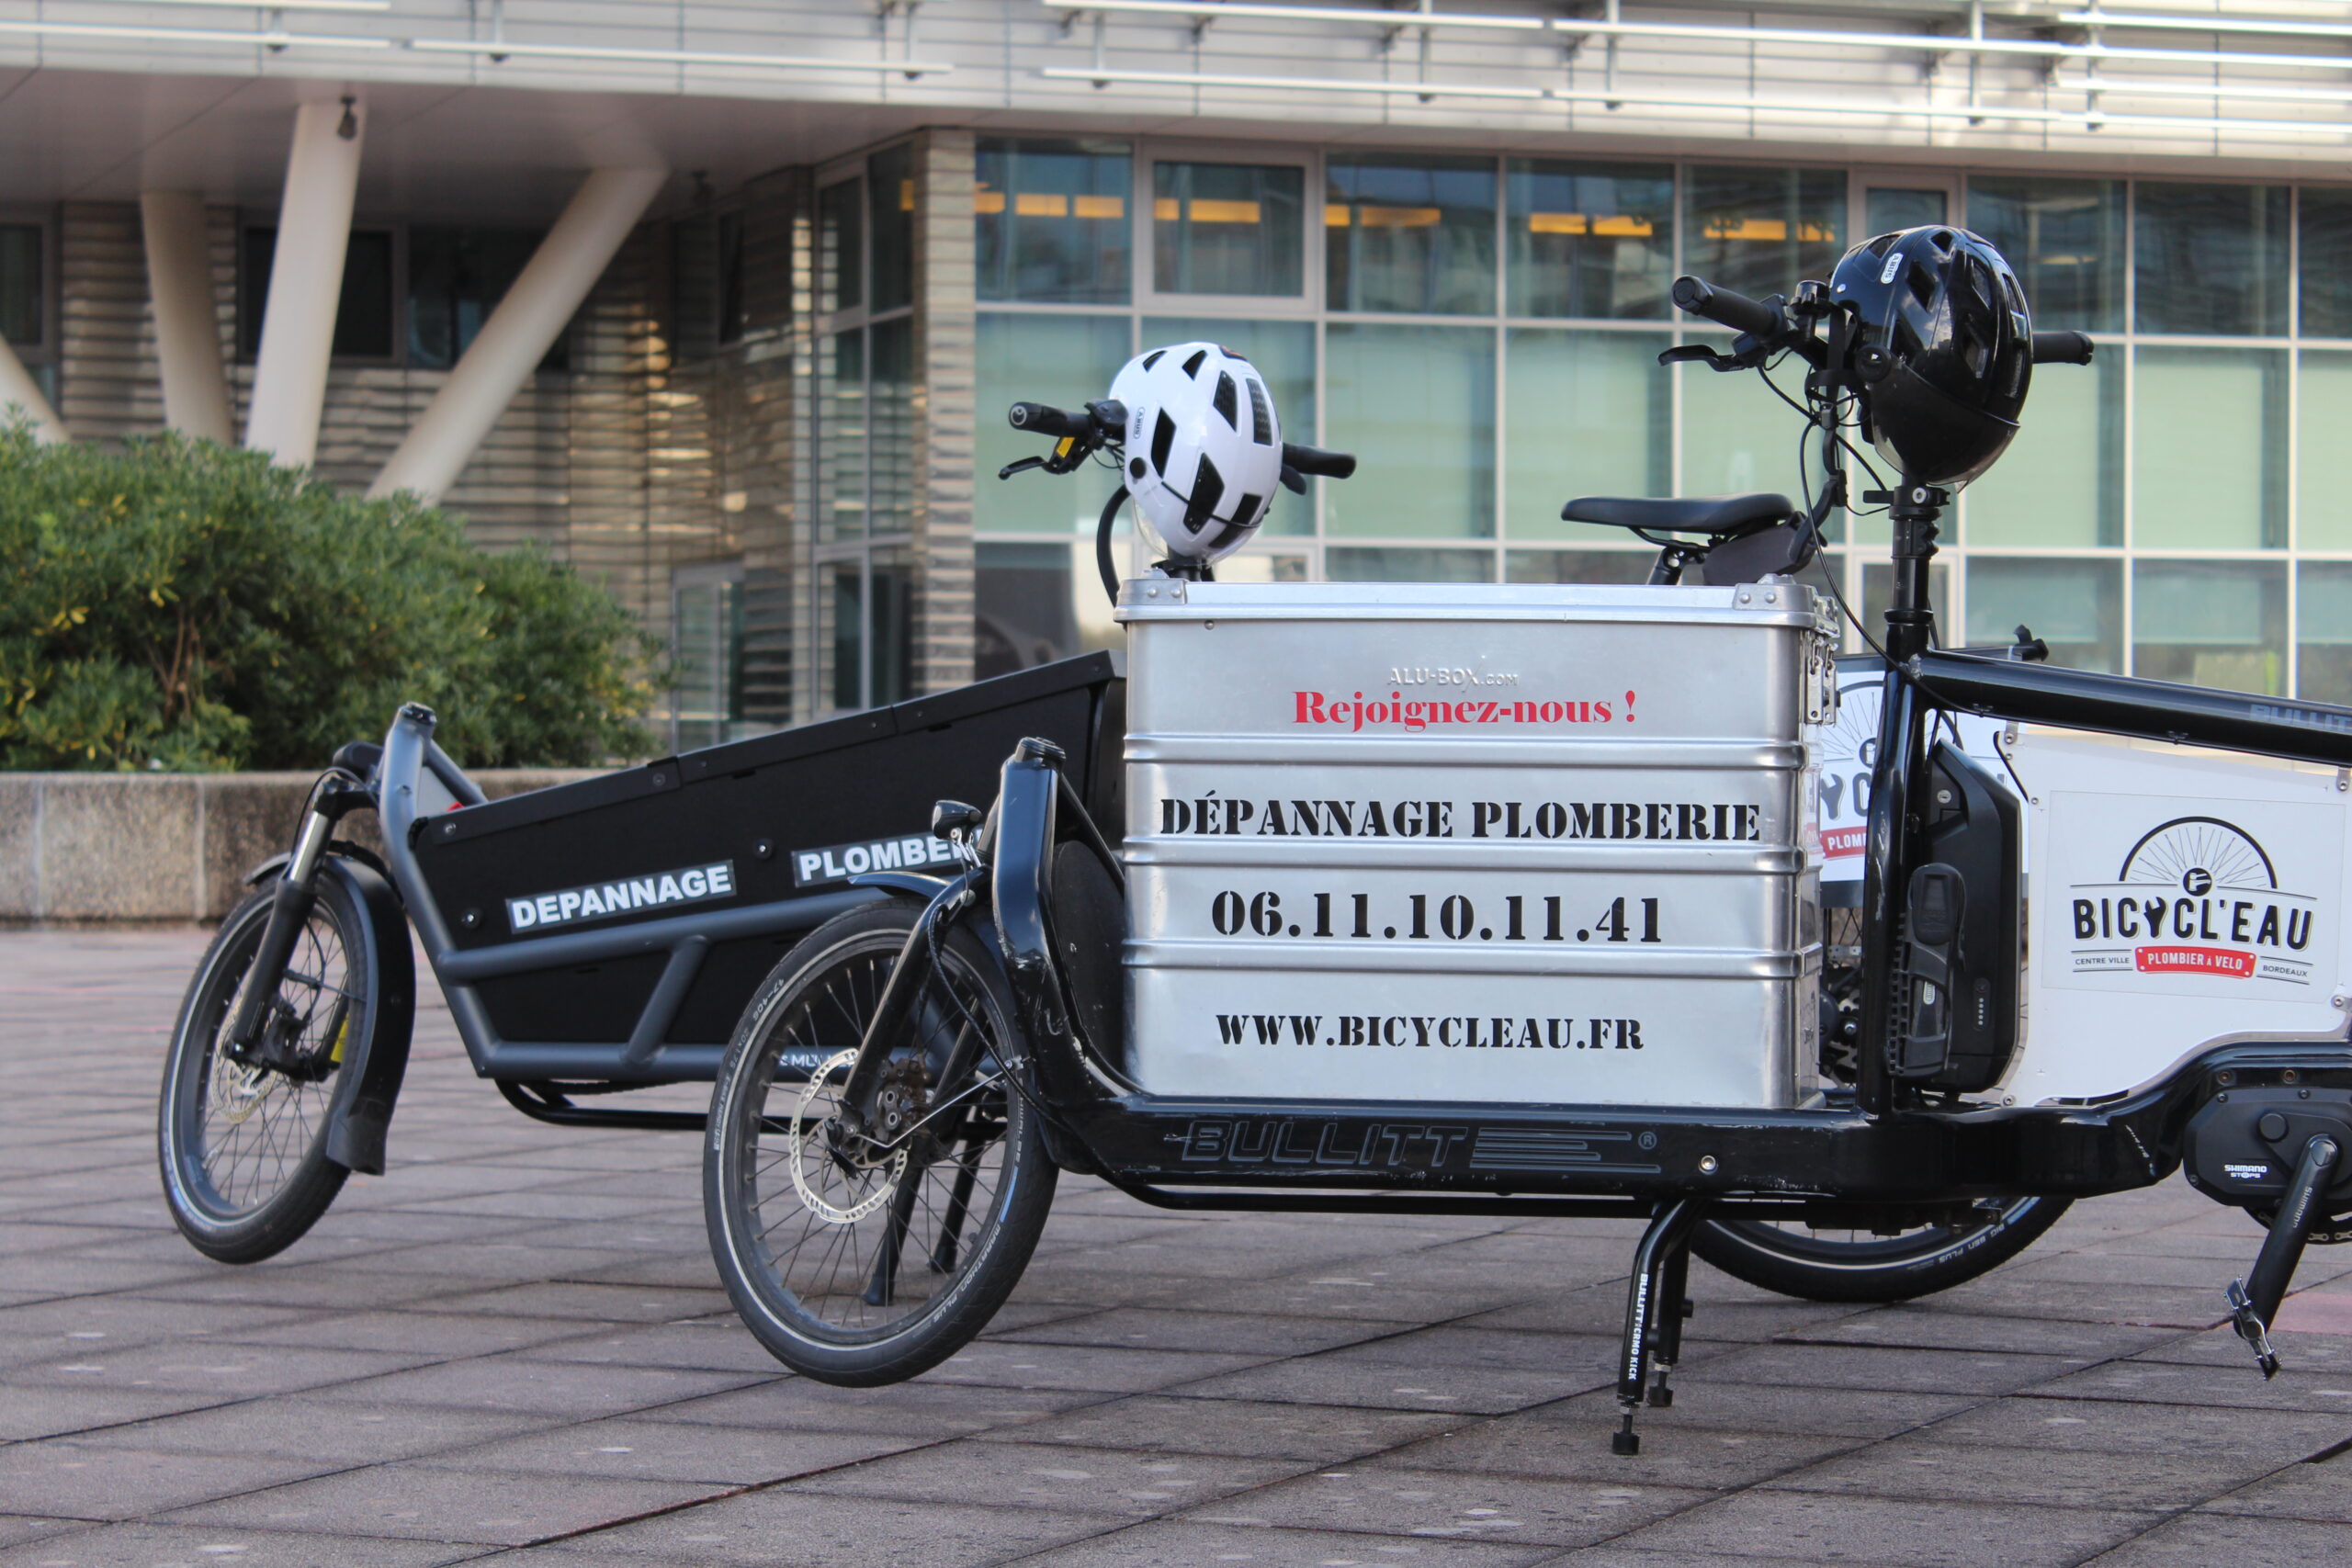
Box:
(1281, 442), (1357, 479)
(1672, 276), (1780, 338)
(1007, 401), (1094, 439)
(2030, 330), (2095, 367)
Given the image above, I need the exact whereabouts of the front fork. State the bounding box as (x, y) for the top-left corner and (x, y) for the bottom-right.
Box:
(225, 767), (373, 1067)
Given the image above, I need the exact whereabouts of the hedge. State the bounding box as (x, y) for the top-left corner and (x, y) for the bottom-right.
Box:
(0, 431), (656, 771)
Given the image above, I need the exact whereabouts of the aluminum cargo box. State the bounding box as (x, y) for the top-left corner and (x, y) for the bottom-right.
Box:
(1116, 579), (1833, 1110)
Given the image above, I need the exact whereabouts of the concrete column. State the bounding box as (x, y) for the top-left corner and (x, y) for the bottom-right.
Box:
(140, 190), (232, 444)
(245, 98), (365, 467)
(370, 166), (667, 502)
(0, 333), (65, 443)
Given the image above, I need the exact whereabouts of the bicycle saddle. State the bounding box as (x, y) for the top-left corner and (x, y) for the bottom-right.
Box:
(1561, 492), (1792, 536)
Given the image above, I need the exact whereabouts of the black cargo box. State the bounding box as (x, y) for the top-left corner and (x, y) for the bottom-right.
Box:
(409, 652), (1124, 1081)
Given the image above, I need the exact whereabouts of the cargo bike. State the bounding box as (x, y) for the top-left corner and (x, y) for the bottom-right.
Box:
(696, 230), (2352, 1455)
(160, 225), (2352, 1458)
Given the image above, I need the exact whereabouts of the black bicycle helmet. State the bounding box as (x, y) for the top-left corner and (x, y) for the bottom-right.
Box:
(1830, 225), (2032, 487)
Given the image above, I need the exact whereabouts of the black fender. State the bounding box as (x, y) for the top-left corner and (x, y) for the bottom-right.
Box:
(849, 870), (952, 900)
(244, 840), (398, 897)
(317, 854), (415, 1176)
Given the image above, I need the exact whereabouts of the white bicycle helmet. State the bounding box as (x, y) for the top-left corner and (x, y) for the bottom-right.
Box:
(1108, 342), (1284, 565)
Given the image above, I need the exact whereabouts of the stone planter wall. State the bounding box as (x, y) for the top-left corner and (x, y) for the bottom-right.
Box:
(0, 771), (598, 923)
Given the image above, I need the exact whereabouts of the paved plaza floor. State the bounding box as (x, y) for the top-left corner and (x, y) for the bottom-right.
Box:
(4, 927), (2352, 1567)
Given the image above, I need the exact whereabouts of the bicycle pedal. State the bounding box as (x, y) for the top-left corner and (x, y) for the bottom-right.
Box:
(2227, 1279), (2283, 1380)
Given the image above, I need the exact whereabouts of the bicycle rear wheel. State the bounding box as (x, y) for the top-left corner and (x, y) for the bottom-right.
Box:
(158, 875), (374, 1262)
(1690, 1195), (2069, 1303)
(705, 899), (1057, 1385)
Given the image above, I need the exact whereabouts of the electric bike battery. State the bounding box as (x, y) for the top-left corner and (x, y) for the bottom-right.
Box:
(1116, 578), (1838, 1110)
(407, 653), (1124, 1082)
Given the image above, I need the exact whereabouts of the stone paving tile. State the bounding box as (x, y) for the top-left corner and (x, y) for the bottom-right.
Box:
(0, 1522), (489, 1566)
(1759, 1436), (2280, 1510)
(1679, 1341), (2087, 1397)
(92, 1397), (568, 1465)
(1526, 1383), (1978, 1442)
(1916, 1393), (2352, 1461)
(0, 1383), (246, 1443)
(634, 1376), (1104, 1438)
(927, 1340), (1275, 1393)
(1599, 1491), (2157, 1567)
(1179, 1464), (1708, 1551)
(1318, 1326), (1629, 1378)
(1547, 1551), (1894, 1568)
(979, 1517), (1563, 1567)
(0, 1440), (346, 1523)
(2195, 1457), (2352, 1523)
(216, 1309), (610, 1358)
(515, 1324), (796, 1375)
(2026, 1354), (2352, 1413)
(6, 1340), (437, 1398)
(157, 1462), (726, 1547)
(1782, 1308), (2186, 1359)
(1362, 1415), (1860, 1492)
(409, 1284), (732, 1324)
(1170, 1357), (1598, 1416)
(433, 1416), (926, 1486)
(967, 1394), (1463, 1463)
(781, 1438), (1310, 1519)
(990, 1306), (1419, 1358)
(2078, 1512), (2352, 1566)
(328, 1355), (766, 1418)
(2122, 1319), (2352, 1371)
(527, 1490), (1112, 1567)
(0, 1516), (91, 1551)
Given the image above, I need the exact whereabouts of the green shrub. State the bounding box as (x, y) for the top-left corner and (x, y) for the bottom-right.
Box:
(0, 430), (657, 771)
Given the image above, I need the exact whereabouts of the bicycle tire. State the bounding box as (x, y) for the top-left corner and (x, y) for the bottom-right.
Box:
(705, 897), (1057, 1386)
(1690, 1195), (2070, 1303)
(158, 875), (374, 1262)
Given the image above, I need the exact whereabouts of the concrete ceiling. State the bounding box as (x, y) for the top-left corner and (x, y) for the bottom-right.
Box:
(0, 68), (939, 220)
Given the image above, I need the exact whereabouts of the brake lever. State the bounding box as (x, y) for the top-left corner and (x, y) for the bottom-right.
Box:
(1279, 464), (1306, 494)
(1657, 343), (1759, 373)
(997, 456), (1046, 480)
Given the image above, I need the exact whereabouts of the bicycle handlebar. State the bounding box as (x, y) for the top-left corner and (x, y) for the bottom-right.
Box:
(2030, 330), (2095, 367)
(1282, 442), (1357, 480)
(1671, 276), (1782, 340)
(1007, 401), (1100, 439)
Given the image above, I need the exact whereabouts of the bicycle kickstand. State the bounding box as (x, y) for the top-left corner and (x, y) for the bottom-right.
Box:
(2227, 1133), (2341, 1378)
(1613, 1199), (1706, 1456)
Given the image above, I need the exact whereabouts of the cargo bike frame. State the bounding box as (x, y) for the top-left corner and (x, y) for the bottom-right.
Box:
(702, 274), (2352, 1456)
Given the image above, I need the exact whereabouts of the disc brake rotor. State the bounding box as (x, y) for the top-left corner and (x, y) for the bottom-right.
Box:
(209, 1050), (272, 1126)
(788, 1048), (909, 1224)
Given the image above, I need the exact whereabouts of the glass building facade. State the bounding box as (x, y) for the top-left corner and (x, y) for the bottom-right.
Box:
(967, 140), (2352, 702)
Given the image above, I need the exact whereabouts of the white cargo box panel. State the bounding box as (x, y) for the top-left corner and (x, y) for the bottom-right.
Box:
(2006, 730), (2352, 1105)
(1116, 578), (1834, 1110)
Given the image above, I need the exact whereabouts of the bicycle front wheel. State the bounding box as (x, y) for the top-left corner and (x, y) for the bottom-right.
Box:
(158, 875), (374, 1262)
(705, 899), (1057, 1386)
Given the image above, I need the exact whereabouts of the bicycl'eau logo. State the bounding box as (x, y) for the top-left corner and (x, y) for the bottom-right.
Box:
(2064, 816), (2322, 987)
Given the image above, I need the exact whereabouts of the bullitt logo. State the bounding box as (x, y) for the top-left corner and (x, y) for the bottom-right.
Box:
(2065, 816), (2318, 987)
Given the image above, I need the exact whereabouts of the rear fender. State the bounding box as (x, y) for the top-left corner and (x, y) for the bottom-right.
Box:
(318, 854), (415, 1176)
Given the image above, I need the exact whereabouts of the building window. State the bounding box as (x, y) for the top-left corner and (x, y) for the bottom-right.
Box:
(1153, 161), (1304, 298)
(1966, 558), (2121, 673)
(814, 141), (922, 714)
(1324, 322), (1494, 540)
(2133, 182), (2290, 338)
(671, 564), (745, 752)
(1506, 161), (1674, 321)
(408, 227), (561, 371)
(1966, 176), (2125, 334)
(1684, 166), (1844, 304)
(974, 311), (1132, 537)
(1965, 350), (2123, 549)
(1327, 153), (1495, 315)
(0, 223), (43, 350)
(1505, 329), (1669, 540)
(240, 226), (395, 360)
(977, 138), (1132, 305)
(2134, 559), (2286, 695)
(2132, 346), (2286, 551)
(715, 209), (747, 345)
(240, 224), (560, 369)
(2297, 562), (2352, 705)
